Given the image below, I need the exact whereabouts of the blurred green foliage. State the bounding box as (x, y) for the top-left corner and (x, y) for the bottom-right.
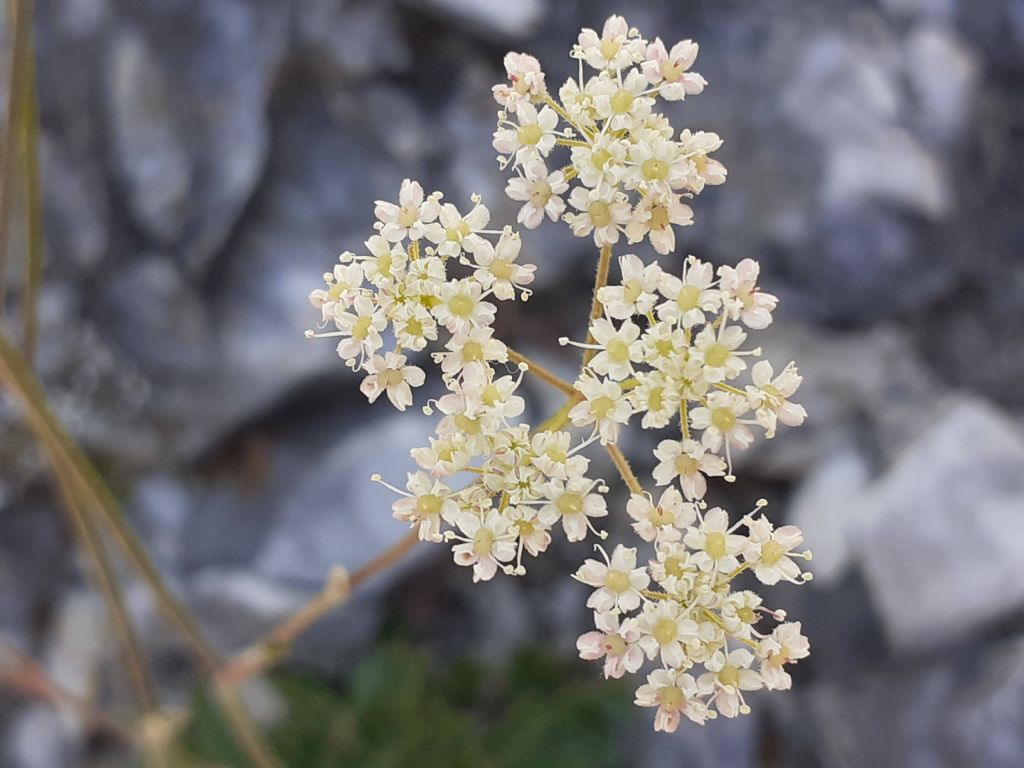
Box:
(185, 642), (633, 767)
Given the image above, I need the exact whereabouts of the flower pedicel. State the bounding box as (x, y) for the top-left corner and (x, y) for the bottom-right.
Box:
(308, 15), (811, 731)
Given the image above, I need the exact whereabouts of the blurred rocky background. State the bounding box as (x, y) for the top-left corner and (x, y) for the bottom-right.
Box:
(1, 0), (1023, 765)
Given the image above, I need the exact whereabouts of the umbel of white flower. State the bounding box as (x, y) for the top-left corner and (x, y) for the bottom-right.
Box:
(307, 14), (812, 733)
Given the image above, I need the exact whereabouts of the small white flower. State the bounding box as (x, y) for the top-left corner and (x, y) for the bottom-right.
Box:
(509, 505), (552, 558)
(566, 186), (631, 246)
(569, 375), (632, 444)
(359, 352), (426, 411)
(656, 257), (720, 328)
(626, 487), (696, 542)
(472, 230), (536, 301)
(624, 192), (694, 255)
(530, 430), (589, 480)
(362, 235), (407, 287)
(678, 130), (728, 192)
(392, 472), (459, 541)
(492, 51), (546, 112)
(576, 15), (643, 71)
(629, 371), (680, 429)
(694, 324), (748, 383)
(758, 622), (810, 691)
(423, 200), (490, 257)
(684, 507), (745, 574)
(642, 38), (706, 101)
(747, 360), (806, 437)
(437, 326), (508, 379)
(698, 648), (762, 718)
(635, 668), (711, 732)
(309, 261), (364, 321)
(333, 295), (387, 365)
(411, 435), (471, 478)
(538, 476), (607, 542)
(637, 600), (699, 668)
(433, 279), (496, 334)
(744, 516), (807, 586)
(575, 544), (650, 612)
(689, 392), (754, 453)
(651, 439), (726, 499)
(591, 70), (653, 131)
(588, 317), (643, 381)
(578, 611), (644, 680)
(570, 135), (628, 188)
(451, 511), (517, 582)
(493, 102), (559, 165)
(597, 254), (663, 320)
(374, 179), (441, 242)
(718, 258), (778, 329)
(505, 160), (568, 229)
(392, 303), (437, 352)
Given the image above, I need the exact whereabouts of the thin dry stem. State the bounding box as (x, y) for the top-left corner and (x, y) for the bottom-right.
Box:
(0, 641), (135, 743)
(0, 334), (283, 768)
(582, 244), (612, 367)
(605, 442), (643, 494)
(507, 346), (576, 396)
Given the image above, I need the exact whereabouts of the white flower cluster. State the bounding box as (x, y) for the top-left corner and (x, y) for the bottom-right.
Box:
(568, 252), (811, 731)
(577, 507), (810, 730)
(565, 253), (807, 483)
(493, 15), (724, 254)
(309, 13), (815, 733)
(308, 179), (535, 411)
(308, 179), (611, 583)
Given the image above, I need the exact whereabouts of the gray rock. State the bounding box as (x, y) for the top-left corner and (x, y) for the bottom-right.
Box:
(256, 410), (436, 585)
(854, 398), (1024, 649)
(634, 710), (758, 768)
(739, 324), (941, 478)
(806, 636), (1024, 768)
(105, 0), (288, 272)
(788, 446), (872, 586)
(106, 30), (193, 247)
(905, 24), (979, 143)
(296, 0), (412, 79)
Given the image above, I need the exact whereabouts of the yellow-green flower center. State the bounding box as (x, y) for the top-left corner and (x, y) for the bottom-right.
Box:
(604, 569), (631, 593)
(705, 531), (727, 560)
(642, 158), (669, 181)
(517, 123), (543, 146)
(659, 685), (684, 712)
(416, 493), (443, 517)
(718, 665), (740, 689)
(676, 285), (701, 311)
(448, 293), (474, 318)
(472, 528), (495, 557)
(704, 343), (731, 368)
(606, 338), (631, 363)
(588, 200), (613, 228)
(604, 633), (627, 656)
(352, 315), (373, 340)
(653, 618), (678, 645)
(610, 88), (635, 114)
(556, 491), (584, 516)
(711, 407), (736, 432)
(674, 454), (699, 476)
(529, 180), (552, 206)
(761, 540), (785, 566)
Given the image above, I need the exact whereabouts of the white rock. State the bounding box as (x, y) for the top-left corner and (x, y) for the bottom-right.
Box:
(853, 399), (1024, 649)
(788, 446), (872, 586)
(905, 24), (979, 142)
(419, 0), (544, 38)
